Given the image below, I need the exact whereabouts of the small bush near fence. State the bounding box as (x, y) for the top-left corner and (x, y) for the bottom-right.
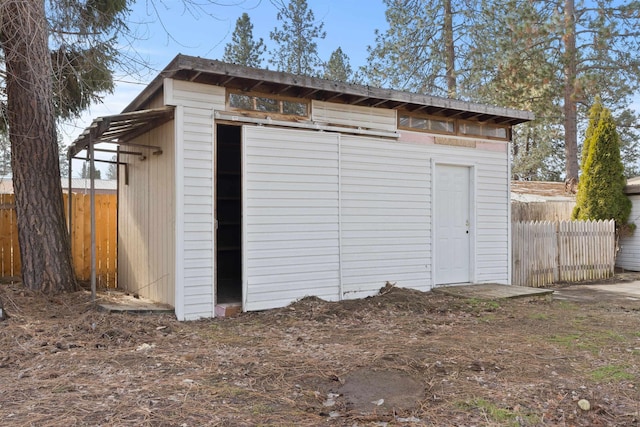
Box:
(512, 219), (615, 287)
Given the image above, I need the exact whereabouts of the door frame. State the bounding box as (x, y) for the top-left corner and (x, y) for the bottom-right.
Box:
(213, 121), (245, 308)
(431, 160), (477, 286)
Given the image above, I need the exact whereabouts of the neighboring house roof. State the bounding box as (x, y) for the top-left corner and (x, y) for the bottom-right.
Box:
(511, 181), (576, 202)
(625, 176), (640, 195)
(70, 54), (535, 157)
(0, 178), (116, 194)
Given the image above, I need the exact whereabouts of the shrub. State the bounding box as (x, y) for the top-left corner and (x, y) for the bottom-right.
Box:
(572, 99), (631, 228)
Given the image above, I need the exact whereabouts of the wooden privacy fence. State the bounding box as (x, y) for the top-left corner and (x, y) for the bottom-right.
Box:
(0, 193), (117, 287)
(512, 220), (616, 287)
(511, 201), (576, 222)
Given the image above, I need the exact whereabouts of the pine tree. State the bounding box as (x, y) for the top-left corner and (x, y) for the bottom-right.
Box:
(80, 162), (102, 180)
(222, 13), (266, 67)
(572, 100), (631, 227)
(0, 0), (130, 292)
(0, 133), (9, 177)
(58, 141), (69, 178)
(469, 0), (640, 184)
(323, 47), (352, 82)
(106, 155), (117, 180)
(364, 0), (470, 98)
(269, 0), (326, 76)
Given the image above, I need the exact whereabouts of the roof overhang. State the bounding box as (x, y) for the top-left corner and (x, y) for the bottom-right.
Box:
(71, 54), (535, 155)
(125, 54), (534, 127)
(625, 184), (640, 195)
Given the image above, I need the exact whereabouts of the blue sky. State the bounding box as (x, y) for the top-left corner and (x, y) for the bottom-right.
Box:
(127, 0), (388, 72)
(62, 0), (389, 153)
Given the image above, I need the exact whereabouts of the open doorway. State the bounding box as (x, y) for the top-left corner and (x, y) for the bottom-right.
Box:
(215, 124), (242, 303)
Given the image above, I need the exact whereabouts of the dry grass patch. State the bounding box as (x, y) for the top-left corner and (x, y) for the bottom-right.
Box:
(1, 280), (640, 425)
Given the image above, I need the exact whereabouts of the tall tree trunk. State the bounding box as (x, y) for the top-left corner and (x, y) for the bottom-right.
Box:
(563, 0), (579, 185)
(443, 0), (457, 98)
(0, 0), (77, 293)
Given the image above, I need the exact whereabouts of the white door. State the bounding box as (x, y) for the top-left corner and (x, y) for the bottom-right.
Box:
(435, 164), (471, 284)
(242, 126), (341, 311)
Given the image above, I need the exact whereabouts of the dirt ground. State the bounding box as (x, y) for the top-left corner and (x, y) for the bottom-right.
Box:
(1, 277), (640, 426)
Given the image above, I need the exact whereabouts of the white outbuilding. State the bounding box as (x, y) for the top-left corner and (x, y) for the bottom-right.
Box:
(616, 177), (640, 271)
(70, 55), (534, 320)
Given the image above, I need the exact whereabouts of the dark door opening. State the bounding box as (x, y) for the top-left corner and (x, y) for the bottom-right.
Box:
(216, 124), (242, 303)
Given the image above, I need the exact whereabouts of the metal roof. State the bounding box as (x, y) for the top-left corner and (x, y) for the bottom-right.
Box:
(71, 54), (535, 156)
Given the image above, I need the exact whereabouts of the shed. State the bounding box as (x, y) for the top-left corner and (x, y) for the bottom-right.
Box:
(70, 54), (534, 320)
(616, 177), (640, 271)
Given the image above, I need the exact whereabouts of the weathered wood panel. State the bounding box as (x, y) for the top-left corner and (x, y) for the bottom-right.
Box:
(511, 201), (575, 222)
(312, 100), (397, 132)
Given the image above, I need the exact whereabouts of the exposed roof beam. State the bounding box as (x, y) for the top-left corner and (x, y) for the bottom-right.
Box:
(248, 80), (263, 91)
(69, 107), (174, 157)
(221, 75), (235, 85)
(350, 96), (370, 105)
(122, 55), (534, 127)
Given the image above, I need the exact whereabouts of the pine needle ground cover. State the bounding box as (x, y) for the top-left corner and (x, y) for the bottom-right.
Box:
(1, 278), (640, 426)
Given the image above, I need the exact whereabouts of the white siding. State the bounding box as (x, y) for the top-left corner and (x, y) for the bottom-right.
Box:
(178, 106), (215, 319)
(617, 195), (640, 271)
(419, 136), (511, 284)
(165, 79), (226, 110)
(243, 126), (341, 311)
(312, 101), (397, 132)
(166, 78), (225, 320)
(340, 135), (431, 298)
(118, 117), (175, 306)
(240, 128), (511, 311)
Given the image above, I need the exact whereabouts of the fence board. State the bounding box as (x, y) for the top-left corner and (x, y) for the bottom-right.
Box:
(512, 219), (615, 287)
(0, 194), (17, 278)
(511, 201), (575, 222)
(0, 193), (117, 287)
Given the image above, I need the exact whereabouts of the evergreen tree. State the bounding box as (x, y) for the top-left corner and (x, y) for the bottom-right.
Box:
(222, 13), (266, 67)
(364, 0), (472, 98)
(323, 47), (352, 82)
(469, 0), (640, 184)
(80, 162), (102, 180)
(106, 155), (117, 180)
(0, 0), (130, 292)
(0, 133), (9, 177)
(269, 0), (326, 76)
(572, 100), (631, 227)
(580, 98), (604, 170)
(58, 141), (69, 179)
(368, 0), (640, 183)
